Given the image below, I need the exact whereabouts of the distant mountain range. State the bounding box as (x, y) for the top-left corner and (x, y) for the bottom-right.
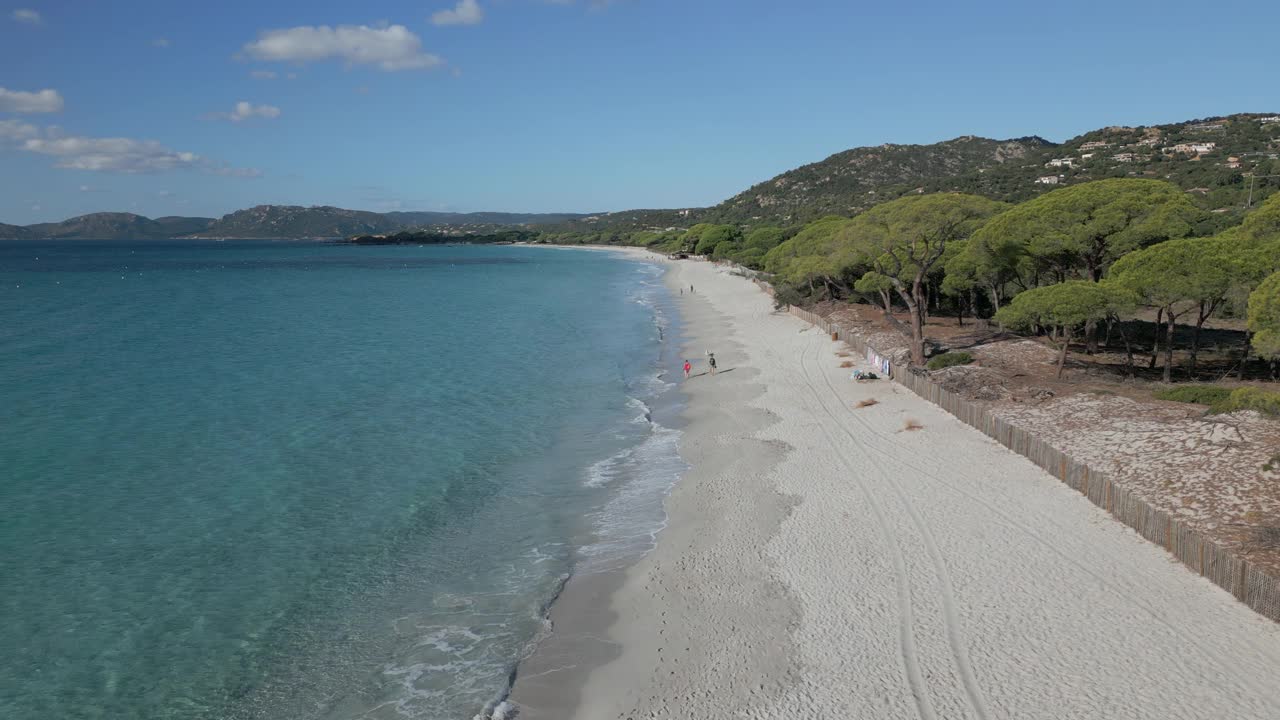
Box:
(6, 112), (1278, 240)
(0, 206), (594, 241)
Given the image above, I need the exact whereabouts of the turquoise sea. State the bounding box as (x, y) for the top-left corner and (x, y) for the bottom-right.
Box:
(0, 241), (685, 719)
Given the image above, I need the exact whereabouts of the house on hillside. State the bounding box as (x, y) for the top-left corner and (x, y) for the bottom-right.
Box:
(1112, 152), (1140, 162)
(1045, 158), (1074, 168)
(1259, 115), (1280, 124)
(1226, 156), (1242, 169)
(1165, 142), (1217, 154)
(1036, 175), (1062, 185)
(1188, 121), (1226, 131)
(1081, 153), (1096, 160)
(1135, 137), (1162, 147)
(1080, 141), (1112, 151)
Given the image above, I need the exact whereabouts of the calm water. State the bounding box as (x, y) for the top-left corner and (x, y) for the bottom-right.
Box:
(0, 241), (685, 720)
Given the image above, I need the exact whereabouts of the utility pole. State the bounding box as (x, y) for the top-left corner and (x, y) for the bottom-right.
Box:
(1245, 174), (1280, 208)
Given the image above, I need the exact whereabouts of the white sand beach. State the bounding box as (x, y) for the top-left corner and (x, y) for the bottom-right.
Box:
(513, 250), (1280, 719)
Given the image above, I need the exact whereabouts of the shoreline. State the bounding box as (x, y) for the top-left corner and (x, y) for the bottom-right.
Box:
(511, 253), (1280, 719)
(508, 248), (795, 719)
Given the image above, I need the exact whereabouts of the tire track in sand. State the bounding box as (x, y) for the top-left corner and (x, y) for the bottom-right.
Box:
(797, 335), (995, 720)
(788, 337), (937, 720)
(800, 342), (995, 720)
(816, 359), (1280, 700)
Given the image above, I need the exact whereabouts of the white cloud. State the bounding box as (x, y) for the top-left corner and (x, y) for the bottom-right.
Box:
(0, 119), (40, 142)
(153, 38), (171, 48)
(22, 135), (202, 172)
(432, 0), (483, 26)
(250, 70), (278, 79)
(243, 24), (442, 71)
(215, 101), (282, 122)
(208, 163), (263, 178)
(12, 8), (41, 24)
(0, 87), (64, 113)
(0, 122), (260, 176)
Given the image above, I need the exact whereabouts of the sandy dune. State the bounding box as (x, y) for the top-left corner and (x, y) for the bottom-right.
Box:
(516, 250), (1280, 720)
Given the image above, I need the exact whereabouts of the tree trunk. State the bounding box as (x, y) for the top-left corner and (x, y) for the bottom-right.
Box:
(1056, 327), (1071, 379)
(900, 278), (927, 366)
(878, 290), (893, 317)
(1188, 299), (1218, 377)
(901, 274), (931, 363)
(1149, 307), (1163, 369)
(1239, 333), (1251, 380)
(1115, 318), (1136, 377)
(1162, 310), (1177, 383)
(1085, 318), (1099, 355)
(905, 299), (925, 366)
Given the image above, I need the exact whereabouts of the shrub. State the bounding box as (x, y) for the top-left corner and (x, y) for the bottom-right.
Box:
(1153, 386), (1233, 406)
(1216, 387), (1280, 417)
(1157, 386), (1280, 417)
(926, 351), (974, 371)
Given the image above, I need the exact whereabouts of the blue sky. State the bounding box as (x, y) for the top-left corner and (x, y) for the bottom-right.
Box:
(2, 0), (1278, 224)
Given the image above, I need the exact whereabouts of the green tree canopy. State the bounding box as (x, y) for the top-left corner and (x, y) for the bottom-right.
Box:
(971, 178), (1204, 283)
(1240, 191), (1280, 244)
(1109, 234), (1243, 379)
(711, 240), (738, 261)
(994, 280), (1137, 378)
(1249, 272), (1280, 360)
(744, 226), (787, 252)
(844, 193), (1007, 364)
(762, 215), (853, 276)
(693, 224), (740, 255)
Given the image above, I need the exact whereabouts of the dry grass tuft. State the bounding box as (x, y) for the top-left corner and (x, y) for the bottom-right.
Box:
(1255, 526), (1280, 550)
(840, 360), (854, 368)
(903, 418), (924, 432)
(856, 399), (879, 408)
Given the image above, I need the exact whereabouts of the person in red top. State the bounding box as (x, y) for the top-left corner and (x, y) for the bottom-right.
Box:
(683, 360), (692, 379)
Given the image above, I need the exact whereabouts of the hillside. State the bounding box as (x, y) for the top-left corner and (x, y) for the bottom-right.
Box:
(552, 112), (1280, 237)
(918, 113), (1280, 217)
(19, 213), (213, 241)
(706, 136), (1055, 225)
(0, 222), (37, 239)
(153, 216), (217, 236)
(189, 205), (399, 239)
(382, 211), (591, 227)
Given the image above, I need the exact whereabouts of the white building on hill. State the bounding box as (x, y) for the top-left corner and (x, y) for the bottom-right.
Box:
(1166, 142), (1217, 154)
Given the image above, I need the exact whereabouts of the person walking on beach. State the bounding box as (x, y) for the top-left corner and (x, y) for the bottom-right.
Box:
(683, 359), (692, 380)
(708, 352), (717, 375)
(690, 284), (695, 293)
